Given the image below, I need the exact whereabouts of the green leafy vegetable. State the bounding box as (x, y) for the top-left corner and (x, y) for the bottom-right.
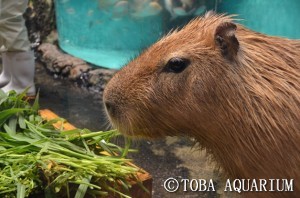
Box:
(0, 90), (141, 197)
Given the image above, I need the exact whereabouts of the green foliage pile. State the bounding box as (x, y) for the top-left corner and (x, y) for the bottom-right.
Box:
(0, 90), (139, 198)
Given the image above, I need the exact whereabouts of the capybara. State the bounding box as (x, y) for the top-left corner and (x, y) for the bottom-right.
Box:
(103, 14), (300, 197)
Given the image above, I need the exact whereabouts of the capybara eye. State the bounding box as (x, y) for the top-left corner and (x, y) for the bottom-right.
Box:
(164, 57), (190, 73)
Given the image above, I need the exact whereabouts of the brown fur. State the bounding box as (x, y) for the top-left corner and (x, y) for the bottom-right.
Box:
(103, 14), (300, 197)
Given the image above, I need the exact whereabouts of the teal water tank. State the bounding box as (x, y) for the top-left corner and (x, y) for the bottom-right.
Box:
(55, 0), (164, 69)
(55, 0), (217, 69)
(217, 0), (300, 39)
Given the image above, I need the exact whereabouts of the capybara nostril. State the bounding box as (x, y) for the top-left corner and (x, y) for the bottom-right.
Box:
(104, 101), (116, 116)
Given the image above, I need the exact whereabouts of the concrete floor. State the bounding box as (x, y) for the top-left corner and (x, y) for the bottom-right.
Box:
(2, 59), (231, 198)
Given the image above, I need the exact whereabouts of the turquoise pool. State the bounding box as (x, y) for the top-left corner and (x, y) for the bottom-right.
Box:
(55, 0), (214, 69)
(55, 0), (164, 69)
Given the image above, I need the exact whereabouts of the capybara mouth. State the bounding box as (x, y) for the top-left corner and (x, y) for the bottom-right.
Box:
(103, 102), (146, 137)
(105, 108), (172, 139)
(104, 96), (179, 139)
(103, 84), (173, 138)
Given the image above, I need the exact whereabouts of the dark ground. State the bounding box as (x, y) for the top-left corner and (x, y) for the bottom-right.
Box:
(2, 59), (230, 198)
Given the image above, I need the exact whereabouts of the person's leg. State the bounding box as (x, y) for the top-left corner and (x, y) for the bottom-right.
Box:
(0, 0), (31, 51)
(1, 51), (35, 95)
(0, 0), (35, 96)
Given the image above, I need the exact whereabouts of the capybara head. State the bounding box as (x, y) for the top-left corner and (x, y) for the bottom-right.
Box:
(104, 14), (242, 139)
(103, 13), (300, 190)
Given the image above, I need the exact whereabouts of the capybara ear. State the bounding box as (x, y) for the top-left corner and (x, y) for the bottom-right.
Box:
(215, 22), (239, 61)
